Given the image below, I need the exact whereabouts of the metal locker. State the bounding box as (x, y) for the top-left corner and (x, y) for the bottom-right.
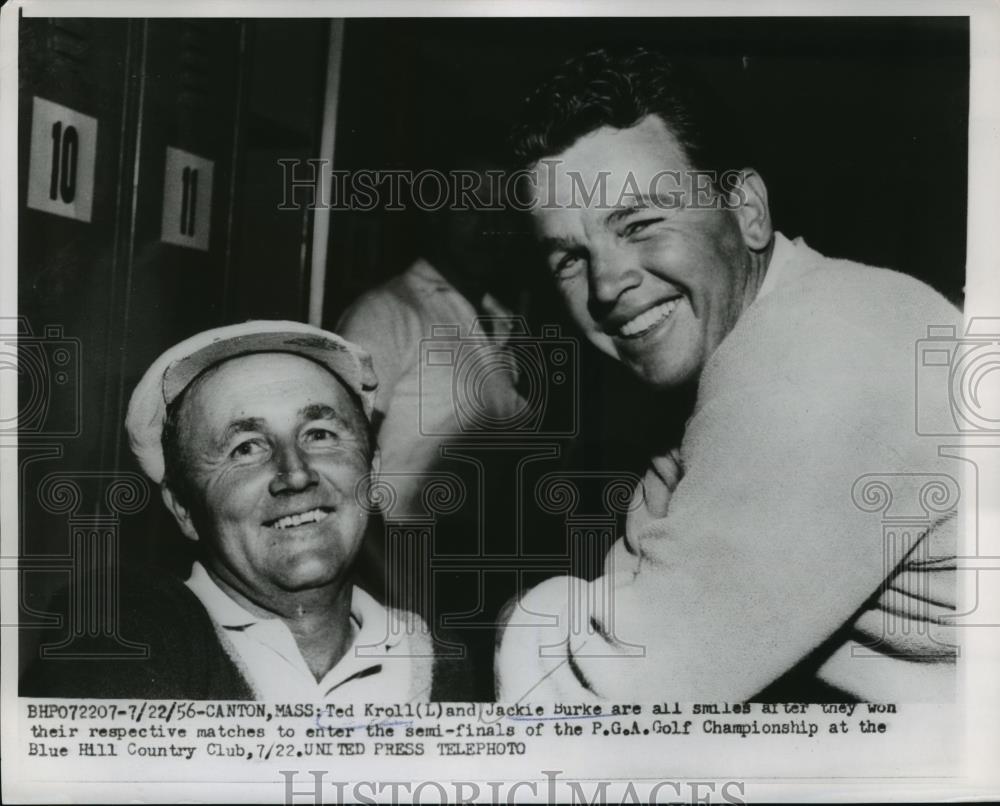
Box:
(17, 17), (143, 674)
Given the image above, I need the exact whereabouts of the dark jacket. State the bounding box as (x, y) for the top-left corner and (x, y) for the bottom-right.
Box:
(21, 571), (474, 701)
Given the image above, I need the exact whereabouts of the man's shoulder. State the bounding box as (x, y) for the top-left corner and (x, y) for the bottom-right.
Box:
(20, 567), (253, 700)
(337, 260), (445, 329)
(704, 239), (962, 401)
(772, 239), (960, 326)
(338, 275), (422, 326)
(735, 239), (961, 362)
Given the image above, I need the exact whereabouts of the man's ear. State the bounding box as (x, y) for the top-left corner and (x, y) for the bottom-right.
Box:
(729, 168), (772, 251)
(161, 484), (199, 542)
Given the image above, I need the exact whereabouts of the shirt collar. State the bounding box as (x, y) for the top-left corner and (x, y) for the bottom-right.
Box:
(756, 230), (820, 303)
(756, 231), (796, 302)
(185, 561), (260, 628)
(184, 561), (404, 649)
(350, 585), (408, 652)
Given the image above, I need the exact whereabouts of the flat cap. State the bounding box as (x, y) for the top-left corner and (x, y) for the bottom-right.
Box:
(125, 320), (378, 484)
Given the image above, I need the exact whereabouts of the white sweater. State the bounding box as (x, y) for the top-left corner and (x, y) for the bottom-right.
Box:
(496, 233), (961, 702)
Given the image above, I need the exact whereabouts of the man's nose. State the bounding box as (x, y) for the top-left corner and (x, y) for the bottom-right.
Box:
(269, 445), (319, 495)
(588, 246), (642, 316)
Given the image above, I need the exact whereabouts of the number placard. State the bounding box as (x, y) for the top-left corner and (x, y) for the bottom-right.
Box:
(160, 147), (214, 251)
(26, 97), (99, 222)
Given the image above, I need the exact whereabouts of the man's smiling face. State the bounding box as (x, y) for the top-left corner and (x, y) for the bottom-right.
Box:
(529, 114), (765, 391)
(169, 353), (372, 603)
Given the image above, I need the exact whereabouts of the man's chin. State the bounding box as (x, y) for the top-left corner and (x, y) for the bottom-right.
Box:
(272, 555), (349, 593)
(625, 355), (699, 392)
(607, 327), (699, 390)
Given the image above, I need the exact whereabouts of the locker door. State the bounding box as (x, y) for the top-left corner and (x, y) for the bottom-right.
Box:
(106, 20), (249, 577)
(17, 18), (144, 672)
(228, 20), (328, 321)
(17, 19), (250, 674)
(116, 20), (245, 419)
(17, 19), (331, 681)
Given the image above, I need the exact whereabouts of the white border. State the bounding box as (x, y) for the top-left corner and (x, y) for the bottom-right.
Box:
(2, 2), (999, 803)
(7, 0), (993, 19)
(0, 2), (21, 799)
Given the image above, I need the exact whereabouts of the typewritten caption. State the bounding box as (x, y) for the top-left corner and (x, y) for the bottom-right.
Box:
(20, 700), (900, 762)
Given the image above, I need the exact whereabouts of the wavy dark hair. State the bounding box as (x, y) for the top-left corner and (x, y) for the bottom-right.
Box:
(511, 46), (744, 177)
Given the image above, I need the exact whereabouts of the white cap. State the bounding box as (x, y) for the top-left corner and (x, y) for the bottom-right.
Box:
(125, 320), (378, 484)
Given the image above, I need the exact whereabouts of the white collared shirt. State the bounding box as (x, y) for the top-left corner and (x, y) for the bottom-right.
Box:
(336, 259), (526, 518)
(185, 562), (431, 701)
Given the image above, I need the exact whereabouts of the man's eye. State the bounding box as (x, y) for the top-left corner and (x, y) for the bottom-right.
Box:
(303, 427), (338, 443)
(623, 218), (661, 238)
(553, 252), (584, 276)
(230, 439), (265, 459)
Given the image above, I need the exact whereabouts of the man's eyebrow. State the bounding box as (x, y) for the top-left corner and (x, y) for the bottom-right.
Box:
(540, 234), (581, 253)
(217, 417), (266, 448)
(299, 403), (345, 423)
(604, 193), (682, 227)
(300, 403), (366, 440)
(211, 406), (356, 449)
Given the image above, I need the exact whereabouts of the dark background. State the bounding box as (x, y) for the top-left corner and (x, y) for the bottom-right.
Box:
(17, 16), (968, 688)
(327, 16), (968, 317)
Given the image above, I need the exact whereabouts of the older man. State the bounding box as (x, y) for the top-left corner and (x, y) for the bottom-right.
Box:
(496, 47), (960, 702)
(24, 321), (469, 701)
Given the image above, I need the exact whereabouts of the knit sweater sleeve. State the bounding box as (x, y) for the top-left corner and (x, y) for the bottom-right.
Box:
(497, 263), (961, 702)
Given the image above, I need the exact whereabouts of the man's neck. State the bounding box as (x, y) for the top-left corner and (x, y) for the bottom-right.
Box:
(284, 590), (355, 682)
(205, 565), (355, 681)
(740, 237), (775, 313)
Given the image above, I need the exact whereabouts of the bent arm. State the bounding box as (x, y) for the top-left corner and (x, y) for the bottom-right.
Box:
(497, 269), (960, 701)
(336, 290), (413, 418)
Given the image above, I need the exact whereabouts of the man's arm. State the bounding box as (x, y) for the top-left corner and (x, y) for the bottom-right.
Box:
(335, 289), (414, 420)
(497, 266), (961, 701)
